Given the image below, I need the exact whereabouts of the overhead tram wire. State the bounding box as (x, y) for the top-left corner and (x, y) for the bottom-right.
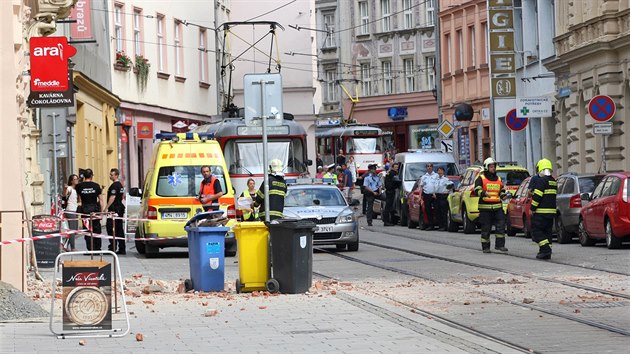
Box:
(243, 0), (297, 22)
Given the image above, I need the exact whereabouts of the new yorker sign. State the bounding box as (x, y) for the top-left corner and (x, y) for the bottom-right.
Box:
(488, 0), (516, 98)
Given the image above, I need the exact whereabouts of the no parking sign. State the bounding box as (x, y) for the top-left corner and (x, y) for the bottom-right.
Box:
(588, 95), (616, 122)
(505, 109), (528, 132)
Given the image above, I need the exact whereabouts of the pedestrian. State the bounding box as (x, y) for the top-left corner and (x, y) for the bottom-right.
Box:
(347, 156), (357, 185)
(323, 164), (337, 185)
(383, 162), (402, 226)
(336, 149), (346, 167)
(62, 174), (79, 251)
(434, 166), (454, 231)
(198, 165), (224, 211)
(356, 170), (369, 215)
(316, 153), (324, 171)
(420, 163), (439, 230)
(252, 159), (287, 221)
(239, 178), (259, 221)
(474, 157), (508, 253)
(75, 168), (103, 251)
(105, 168), (126, 254)
(315, 166), (324, 179)
(363, 164), (383, 227)
(529, 158), (557, 260)
(341, 163), (354, 200)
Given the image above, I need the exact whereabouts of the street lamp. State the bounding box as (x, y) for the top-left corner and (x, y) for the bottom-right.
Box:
(432, 87), (438, 101)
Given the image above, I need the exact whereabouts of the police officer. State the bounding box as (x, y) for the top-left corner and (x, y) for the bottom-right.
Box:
(530, 158), (557, 260)
(434, 166), (453, 231)
(252, 159), (287, 221)
(363, 164), (382, 227)
(383, 162), (401, 226)
(474, 158), (508, 253)
(323, 164), (337, 185)
(105, 168), (126, 254)
(420, 163), (439, 230)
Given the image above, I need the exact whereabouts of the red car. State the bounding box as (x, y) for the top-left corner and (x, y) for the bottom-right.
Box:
(407, 175), (460, 229)
(506, 176), (533, 237)
(579, 172), (630, 249)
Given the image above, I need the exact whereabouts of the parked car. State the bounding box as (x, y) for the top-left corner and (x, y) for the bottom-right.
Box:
(407, 174), (458, 229)
(283, 183), (360, 251)
(505, 176), (533, 237)
(578, 172), (630, 249)
(555, 173), (605, 243)
(447, 163), (530, 233)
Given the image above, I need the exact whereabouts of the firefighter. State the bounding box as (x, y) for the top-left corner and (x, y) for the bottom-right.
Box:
(474, 157), (508, 253)
(530, 158), (557, 260)
(252, 159), (287, 221)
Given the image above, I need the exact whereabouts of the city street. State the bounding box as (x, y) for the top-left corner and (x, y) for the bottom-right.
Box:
(2, 219), (628, 353)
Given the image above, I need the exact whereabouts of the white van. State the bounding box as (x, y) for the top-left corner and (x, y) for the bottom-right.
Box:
(375, 150), (459, 226)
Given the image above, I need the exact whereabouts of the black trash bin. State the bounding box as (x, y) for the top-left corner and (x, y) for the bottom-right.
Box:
(268, 219), (315, 294)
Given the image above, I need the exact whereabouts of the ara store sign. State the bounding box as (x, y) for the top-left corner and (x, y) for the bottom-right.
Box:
(30, 36), (77, 92)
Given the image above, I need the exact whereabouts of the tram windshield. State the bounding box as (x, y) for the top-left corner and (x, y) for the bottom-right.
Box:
(346, 137), (382, 153)
(223, 138), (307, 175)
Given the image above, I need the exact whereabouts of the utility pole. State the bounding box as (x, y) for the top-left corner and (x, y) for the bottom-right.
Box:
(434, 0), (442, 123)
(49, 113), (60, 214)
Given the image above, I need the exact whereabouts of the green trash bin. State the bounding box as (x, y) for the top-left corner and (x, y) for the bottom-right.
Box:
(268, 219), (315, 294)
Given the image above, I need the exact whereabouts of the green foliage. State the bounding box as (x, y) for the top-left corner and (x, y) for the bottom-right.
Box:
(135, 55), (150, 90)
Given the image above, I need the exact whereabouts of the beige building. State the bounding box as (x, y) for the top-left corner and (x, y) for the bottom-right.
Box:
(545, 1), (630, 173)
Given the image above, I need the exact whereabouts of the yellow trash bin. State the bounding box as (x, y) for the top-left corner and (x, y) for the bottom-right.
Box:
(233, 222), (273, 293)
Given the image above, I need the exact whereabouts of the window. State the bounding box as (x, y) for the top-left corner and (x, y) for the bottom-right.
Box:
(174, 20), (183, 76)
(469, 25), (476, 67)
(457, 30), (463, 70)
(114, 3), (124, 53)
(323, 13), (336, 47)
(133, 8), (143, 57)
(403, 58), (415, 92)
(403, 0), (413, 29)
(157, 14), (166, 72)
(381, 0), (391, 32)
(425, 56), (435, 90)
(361, 63), (371, 96)
(426, 0), (435, 26)
(382, 61), (392, 94)
(199, 29), (208, 83)
(481, 22), (488, 64)
(359, 2), (369, 35)
(445, 34), (451, 73)
(326, 70), (338, 102)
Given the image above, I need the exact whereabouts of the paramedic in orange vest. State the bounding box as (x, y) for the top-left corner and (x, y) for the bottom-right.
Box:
(473, 157), (508, 253)
(198, 165), (224, 211)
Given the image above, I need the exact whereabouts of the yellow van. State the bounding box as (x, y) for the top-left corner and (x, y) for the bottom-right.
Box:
(136, 132), (236, 257)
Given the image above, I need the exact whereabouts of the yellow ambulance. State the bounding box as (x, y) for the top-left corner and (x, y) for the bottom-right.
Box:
(136, 132), (236, 257)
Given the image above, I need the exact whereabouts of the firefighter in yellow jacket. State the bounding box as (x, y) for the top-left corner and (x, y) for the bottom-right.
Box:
(252, 159), (287, 221)
(530, 158), (557, 260)
(474, 157), (508, 253)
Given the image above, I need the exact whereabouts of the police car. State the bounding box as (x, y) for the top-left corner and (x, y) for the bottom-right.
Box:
(283, 182), (360, 251)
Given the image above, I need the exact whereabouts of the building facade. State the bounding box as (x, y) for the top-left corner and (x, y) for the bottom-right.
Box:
(316, 0), (439, 154)
(545, 0), (630, 173)
(110, 1), (228, 188)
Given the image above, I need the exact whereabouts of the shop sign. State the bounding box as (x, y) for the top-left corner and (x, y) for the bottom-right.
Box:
(70, 0), (94, 40)
(62, 260), (112, 330)
(387, 107), (408, 121)
(517, 96), (552, 118)
(30, 36), (77, 92)
(137, 122), (154, 139)
(27, 88), (74, 108)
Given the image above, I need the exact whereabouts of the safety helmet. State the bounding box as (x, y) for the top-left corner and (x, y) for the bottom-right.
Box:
(537, 158), (553, 176)
(483, 157), (497, 171)
(269, 159), (284, 176)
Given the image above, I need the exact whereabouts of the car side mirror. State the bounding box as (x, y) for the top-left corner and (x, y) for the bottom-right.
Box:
(306, 159), (313, 166)
(129, 187), (142, 197)
(580, 192), (591, 201)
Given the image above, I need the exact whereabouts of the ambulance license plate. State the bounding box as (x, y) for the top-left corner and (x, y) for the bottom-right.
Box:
(162, 212), (187, 219)
(316, 226), (333, 233)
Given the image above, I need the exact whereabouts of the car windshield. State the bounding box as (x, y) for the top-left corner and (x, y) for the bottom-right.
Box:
(285, 188), (346, 207)
(578, 176), (604, 194)
(497, 170), (530, 186)
(156, 165), (227, 197)
(404, 162), (459, 182)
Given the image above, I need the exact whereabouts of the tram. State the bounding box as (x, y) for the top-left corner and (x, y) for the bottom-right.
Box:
(315, 124), (384, 174)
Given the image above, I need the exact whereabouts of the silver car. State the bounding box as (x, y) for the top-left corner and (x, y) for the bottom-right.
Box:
(283, 184), (360, 251)
(555, 173), (605, 243)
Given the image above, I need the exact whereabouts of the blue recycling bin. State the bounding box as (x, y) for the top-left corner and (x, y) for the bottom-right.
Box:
(185, 212), (229, 292)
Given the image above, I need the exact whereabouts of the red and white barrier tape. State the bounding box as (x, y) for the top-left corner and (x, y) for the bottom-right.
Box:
(0, 230), (189, 247)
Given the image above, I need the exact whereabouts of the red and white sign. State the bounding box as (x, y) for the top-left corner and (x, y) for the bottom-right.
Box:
(120, 127), (128, 143)
(30, 36), (77, 92)
(137, 122), (154, 139)
(70, 0), (94, 40)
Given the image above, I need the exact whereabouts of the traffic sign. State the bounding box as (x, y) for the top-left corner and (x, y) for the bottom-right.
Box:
(438, 120), (454, 138)
(440, 139), (453, 153)
(588, 95), (616, 122)
(593, 122), (613, 135)
(505, 109), (528, 131)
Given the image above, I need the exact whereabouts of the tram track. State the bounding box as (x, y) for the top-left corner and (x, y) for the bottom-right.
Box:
(314, 246), (630, 337)
(374, 226), (630, 277)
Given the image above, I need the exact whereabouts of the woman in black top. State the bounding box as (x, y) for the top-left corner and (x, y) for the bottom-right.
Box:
(75, 168), (103, 250)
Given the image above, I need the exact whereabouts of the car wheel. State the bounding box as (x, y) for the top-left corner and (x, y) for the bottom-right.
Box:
(135, 230), (146, 254)
(605, 219), (622, 249)
(462, 207), (475, 234)
(400, 203), (409, 227)
(578, 219), (596, 247)
(505, 213), (517, 236)
(556, 216), (572, 244)
(523, 216), (532, 238)
(447, 209), (458, 232)
(347, 239), (359, 252)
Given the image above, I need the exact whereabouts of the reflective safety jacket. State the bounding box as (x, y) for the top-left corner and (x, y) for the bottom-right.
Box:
(474, 172), (505, 210)
(254, 174), (287, 220)
(240, 190), (258, 221)
(530, 175), (557, 214)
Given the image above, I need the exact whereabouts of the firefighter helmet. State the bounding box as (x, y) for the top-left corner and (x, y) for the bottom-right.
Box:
(269, 159), (284, 176)
(483, 157), (497, 170)
(536, 158), (553, 172)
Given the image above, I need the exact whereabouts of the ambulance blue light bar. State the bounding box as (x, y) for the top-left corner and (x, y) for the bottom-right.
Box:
(155, 132), (215, 141)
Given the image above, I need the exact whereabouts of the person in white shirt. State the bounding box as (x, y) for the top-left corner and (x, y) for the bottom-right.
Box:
(420, 163), (439, 230)
(434, 166), (454, 231)
(63, 174), (79, 251)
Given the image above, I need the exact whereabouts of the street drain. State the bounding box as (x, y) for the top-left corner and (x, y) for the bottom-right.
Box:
(569, 301), (630, 309)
